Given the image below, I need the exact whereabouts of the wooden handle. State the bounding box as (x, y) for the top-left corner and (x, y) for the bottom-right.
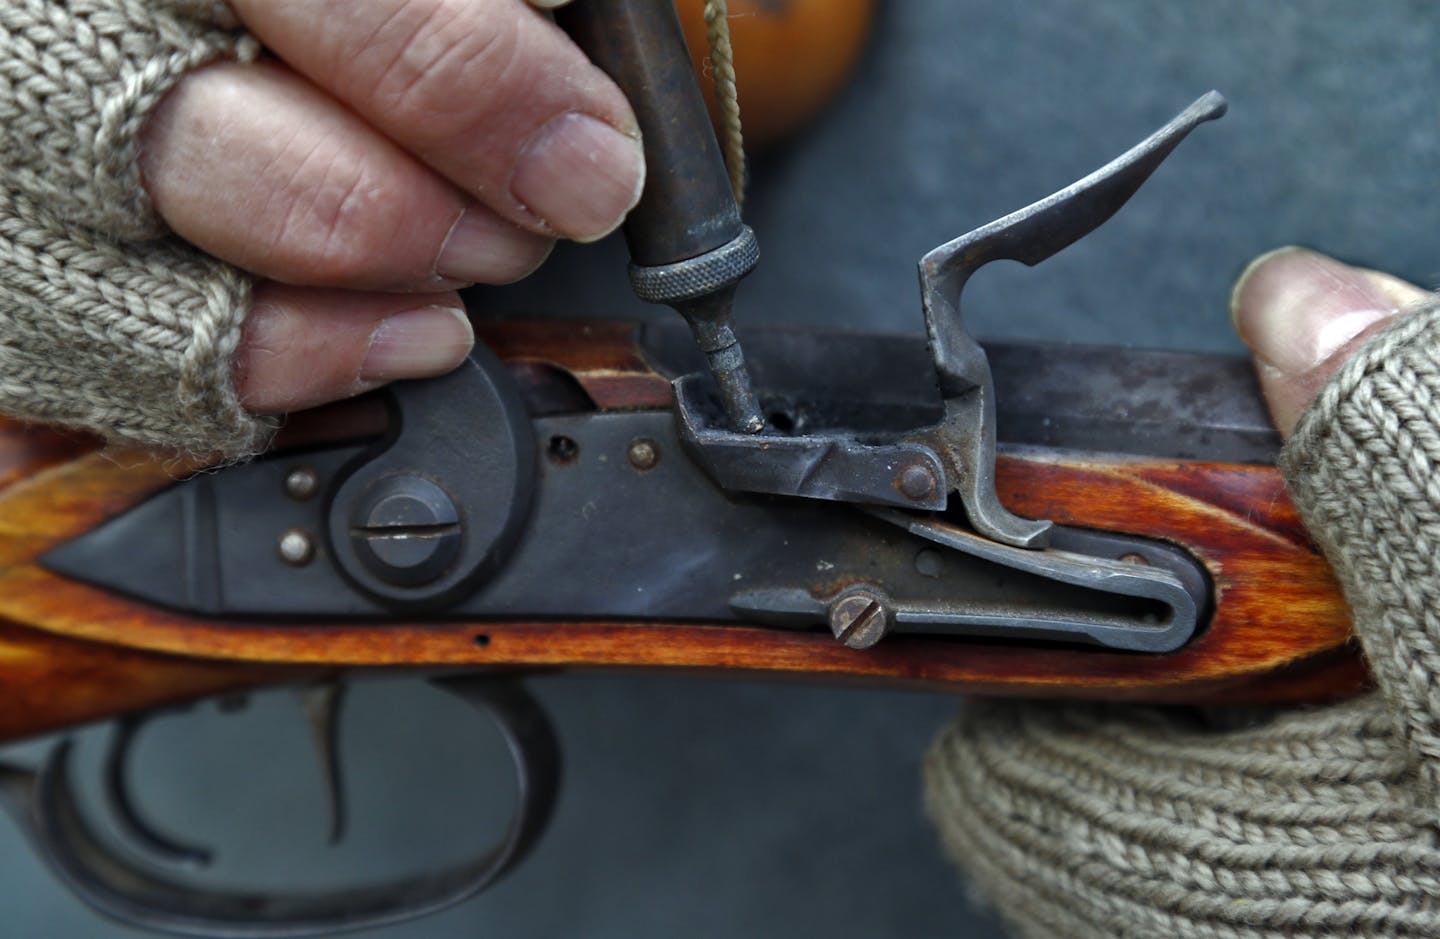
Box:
(0, 427), (306, 743)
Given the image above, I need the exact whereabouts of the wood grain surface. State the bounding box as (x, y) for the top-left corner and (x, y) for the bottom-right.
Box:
(0, 323), (1367, 743)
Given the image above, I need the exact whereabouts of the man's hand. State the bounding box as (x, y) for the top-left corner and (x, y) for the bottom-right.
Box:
(1232, 246), (1429, 436)
(138, 0), (645, 416)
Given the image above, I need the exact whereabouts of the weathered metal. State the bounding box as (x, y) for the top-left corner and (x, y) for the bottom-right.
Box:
(556, 0), (765, 432)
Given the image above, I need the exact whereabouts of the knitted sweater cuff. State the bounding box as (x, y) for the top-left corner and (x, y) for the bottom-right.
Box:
(920, 300), (1440, 939)
(0, 1), (270, 455)
(1280, 298), (1440, 781)
(1, 0), (259, 240)
(0, 189), (274, 456)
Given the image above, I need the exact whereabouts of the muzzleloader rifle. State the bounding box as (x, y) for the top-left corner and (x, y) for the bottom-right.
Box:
(0, 0), (1362, 934)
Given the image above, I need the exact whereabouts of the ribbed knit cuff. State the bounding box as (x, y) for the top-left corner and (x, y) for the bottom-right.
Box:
(1280, 298), (1440, 785)
(0, 189), (273, 455)
(0, 1), (270, 455)
(922, 298), (1440, 939)
(1, 0), (259, 240)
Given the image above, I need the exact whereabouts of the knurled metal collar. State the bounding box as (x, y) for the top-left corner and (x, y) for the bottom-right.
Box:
(628, 226), (760, 304)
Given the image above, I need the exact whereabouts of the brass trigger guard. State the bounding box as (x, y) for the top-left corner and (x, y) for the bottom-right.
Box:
(0, 676), (560, 938)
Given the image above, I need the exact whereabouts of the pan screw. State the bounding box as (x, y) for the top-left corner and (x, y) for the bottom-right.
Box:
(627, 437), (660, 472)
(277, 528), (315, 566)
(897, 464), (938, 501)
(284, 466), (319, 501)
(828, 587), (893, 650)
(350, 476), (461, 587)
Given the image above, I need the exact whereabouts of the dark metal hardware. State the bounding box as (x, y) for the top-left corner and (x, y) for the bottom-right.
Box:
(732, 511), (1204, 655)
(675, 374), (949, 511)
(298, 683), (348, 845)
(677, 92), (1228, 550)
(103, 714), (212, 869)
(917, 91), (1227, 548)
(324, 343), (535, 610)
(43, 408), (1207, 652)
(0, 676), (559, 938)
(348, 475), (462, 588)
(557, 0), (764, 433)
(828, 587), (893, 650)
(638, 325), (1281, 466)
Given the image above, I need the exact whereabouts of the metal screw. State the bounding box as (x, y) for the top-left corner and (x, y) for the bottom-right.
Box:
(284, 466), (319, 501)
(350, 476), (461, 587)
(278, 528), (315, 566)
(897, 464), (938, 501)
(627, 437), (660, 472)
(828, 588), (892, 650)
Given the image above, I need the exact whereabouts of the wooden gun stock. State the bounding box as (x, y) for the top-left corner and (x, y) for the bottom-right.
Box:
(0, 321), (1364, 745)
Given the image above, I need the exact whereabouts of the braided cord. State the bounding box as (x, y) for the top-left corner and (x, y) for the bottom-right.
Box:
(702, 0), (745, 208)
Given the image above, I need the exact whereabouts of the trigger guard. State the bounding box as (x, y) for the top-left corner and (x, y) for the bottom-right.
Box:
(3, 677), (559, 939)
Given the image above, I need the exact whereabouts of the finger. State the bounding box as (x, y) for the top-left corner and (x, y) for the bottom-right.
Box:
(229, 0), (645, 243)
(1231, 247), (1431, 438)
(141, 62), (553, 291)
(234, 284), (473, 413)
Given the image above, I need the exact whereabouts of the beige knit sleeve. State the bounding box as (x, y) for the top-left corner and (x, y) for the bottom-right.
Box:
(1279, 299), (1440, 788)
(0, 1), (271, 455)
(923, 299), (1440, 939)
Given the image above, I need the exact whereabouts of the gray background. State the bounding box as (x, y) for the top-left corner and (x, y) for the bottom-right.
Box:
(2, 1), (1438, 937)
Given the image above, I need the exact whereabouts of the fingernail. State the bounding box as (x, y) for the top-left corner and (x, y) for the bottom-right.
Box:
(510, 112), (645, 242)
(361, 306), (474, 382)
(1231, 246), (1398, 376)
(436, 207), (555, 285)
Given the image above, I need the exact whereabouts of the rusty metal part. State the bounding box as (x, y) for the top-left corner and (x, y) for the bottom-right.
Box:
(557, 0), (764, 433)
(828, 588), (893, 650)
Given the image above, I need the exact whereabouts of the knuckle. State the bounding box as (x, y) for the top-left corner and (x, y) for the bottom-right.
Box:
(264, 144), (409, 287)
(358, 0), (522, 130)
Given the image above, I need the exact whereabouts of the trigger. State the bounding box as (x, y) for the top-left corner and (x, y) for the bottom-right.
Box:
(298, 682), (347, 845)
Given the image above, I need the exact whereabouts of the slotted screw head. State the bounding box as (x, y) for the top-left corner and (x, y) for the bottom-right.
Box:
(828, 589), (892, 650)
(350, 476), (462, 587)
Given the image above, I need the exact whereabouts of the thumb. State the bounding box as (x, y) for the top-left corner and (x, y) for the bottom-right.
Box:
(1231, 247), (1431, 439)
